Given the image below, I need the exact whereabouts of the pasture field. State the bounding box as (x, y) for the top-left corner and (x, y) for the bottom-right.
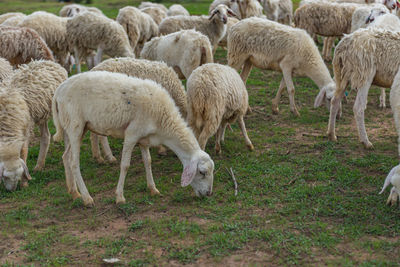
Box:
(1, 0), (400, 266)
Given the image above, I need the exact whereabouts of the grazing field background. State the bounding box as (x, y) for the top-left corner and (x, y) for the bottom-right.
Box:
(1, 0), (400, 266)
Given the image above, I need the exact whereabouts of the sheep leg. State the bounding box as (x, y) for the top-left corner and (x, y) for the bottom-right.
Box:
(94, 46), (103, 66)
(323, 37), (335, 61)
(327, 91), (345, 141)
(386, 187), (399, 206)
(220, 123), (228, 143)
(139, 145), (160, 196)
(240, 59), (253, 84)
(281, 65), (300, 116)
(238, 116), (254, 151)
(157, 145), (168, 156)
(90, 133), (104, 163)
(379, 88), (386, 108)
(271, 78), (286, 114)
(215, 122), (228, 154)
(99, 136), (117, 163)
(63, 133), (80, 200)
(34, 122), (50, 171)
(74, 47), (81, 74)
(354, 85), (373, 148)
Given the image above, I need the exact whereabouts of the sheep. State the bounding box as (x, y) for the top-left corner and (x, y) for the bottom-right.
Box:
(325, 28), (400, 148)
(218, 17), (240, 49)
(390, 66), (400, 159)
(19, 11), (72, 71)
(90, 57), (188, 162)
(138, 2), (168, 13)
(59, 4), (104, 17)
(52, 71), (215, 206)
(237, 0), (265, 18)
(168, 4), (190, 16)
(140, 6), (167, 25)
(228, 17), (336, 117)
(66, 12), (134, 73)
(209, 0), (241, 18)
(0, 12), (25, 24)
(379, 165), (400, 206)
(1, 13), (26, 27)
(0, 26), (54, 66)
(0, 57), (13, 83)
(350, 4), (389, 32)
(141, 29), (213, 80)
(116, 6), (159, 57)
(159, 4), (238, 54)
(0, 60), (67, 191)
(187, 63), (254, 153)
(260, 0), (293, 25)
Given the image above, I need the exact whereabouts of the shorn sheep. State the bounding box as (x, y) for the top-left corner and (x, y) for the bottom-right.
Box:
(228, 17), (336, 116)
(52, 71), (215, 206)
(187, 63), (254, 153)
(0, 26), (54, 66)
(0, 57), (13, 83)
(116, 6), (159, 57)
(90, 57), (188, 162)
(167, 4), (190, 16)
(159, 4), (238, 54)
(59, 4), (104, 17)
(260, 0), (293, 25)
(0, 60), (67, 191)
(141, 29), (213, 80)
(325, 28), (400, 148)
(141, 6), (167, 25)
(67, 12), (134, 73)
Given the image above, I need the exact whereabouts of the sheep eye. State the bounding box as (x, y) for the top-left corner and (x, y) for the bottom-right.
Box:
(216, 10), (220, 13)
(199, 170), (206, 176)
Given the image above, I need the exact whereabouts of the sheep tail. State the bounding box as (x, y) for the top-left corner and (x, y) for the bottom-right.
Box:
(52, 99), (64, 142)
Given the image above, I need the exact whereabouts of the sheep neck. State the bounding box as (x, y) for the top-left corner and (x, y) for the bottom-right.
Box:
(162, 129), (200, 167)
(306, 61), (334, 90)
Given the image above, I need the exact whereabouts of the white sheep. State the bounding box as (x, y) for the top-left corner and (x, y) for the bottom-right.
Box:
(168, 4), (190, 16)
(260, 0), (293, 25)
(187, 63), (254, 153)
(237, 0), (265, 18)
(141, 29), (213, 80)
(209, 0), (241, 18)
(59, 4), (104, 17)
(0, 12), (25, 24)
(324, 28), (400, 148)
(0, 57), (13, 83)
(90, 57), (188, 162)
(0, 60), (67, 191)
(380, 165), (400, 206)
(138, 2), (168, 13)
(66, 11), (134, 73)
(141, 6), (167, 25)
(116, 6), (159, 57)
(19, 11), (72, 70)
(228, 17), (336, 116)
(350, 4), (389, 32)
(52, 71), (215, 206)
(0, 26), (54, 66)
(390, 65), (400, 159)
(1, 13), (26, 26)
(159, 4), (238, 54)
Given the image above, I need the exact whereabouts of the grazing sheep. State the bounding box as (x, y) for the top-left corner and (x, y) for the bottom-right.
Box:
(168, 4), (190, 16)
(141, 29), (213, 79)
(209, 0), (241, 18)
(326, 28), (400, 148)
(116, 6), (159, 57)
(0, 26), (54, 66)
(0, 60), (67, 191)
(218, 17), (239, 49)
(90, 57), (188, 162)
(59, 4), (104, 17)
(67, 12), (134, 73)
(159, 4), (238, 54)
(138, 2), (168, 13)
(228, 17), (336, 116)
(52, 71), (215, 206)
(19, 11), (72, 70)
(0, 12), (25, 24)
(380, 165), (400, 206)
(0, 57), (13, 83)
(260, 0), (293, 25)
(237, 0), (265, 18)
(141, 6), (167, 25)
(187, 63), (254, 153)
(1, 13), (26, 26)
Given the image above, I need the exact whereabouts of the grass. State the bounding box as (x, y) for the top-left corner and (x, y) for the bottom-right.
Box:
(1, 0), (400, 265)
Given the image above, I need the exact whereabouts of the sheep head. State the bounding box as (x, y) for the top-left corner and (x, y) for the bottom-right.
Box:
(0, 159), (31, 191)
(209, 4), (238, 24)
(314, 82), (336, 109)
(365, 7), (389, 24)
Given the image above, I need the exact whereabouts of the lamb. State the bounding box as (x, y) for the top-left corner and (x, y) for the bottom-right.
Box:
(116, 6), (159, 57)
(1, 13), (26, 26)
(379, 165), (400, 206)
(59, 4), (104, 17)
(260, 0), (293, 25)
(324, 28), (400, 148)
(19, 11), (72, 70)
(0, 60), (67, 191)
(159, 4), (238, 54)
(90, 57), (188, 162)
(0, 12), (25, 24)
(0, 57), (13, 83)
(67, 12), (134, 73)
(138, 2), (168, 13)
(228, 17), (336, 116)
(187, 63), (254, 153)
(140, 6), (167, 25)
(209, 0), (241, 18)
(0, 26), (54, 66)
(140, 29), (213, 80)
(237, 0), (265, 18)
(52, 71), (215, 206)
(167, 4), (190, 16)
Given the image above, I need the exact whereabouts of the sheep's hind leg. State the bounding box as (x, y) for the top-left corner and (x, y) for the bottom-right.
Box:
(354, 80), (374, 149)
(240, 59), (253, 84)
(34, 122), (50, 171)
(379, 88), (386, 108)
(100, 136), (117, 163)
(238, 116), (254, 151)
(94, 46), (103, 67)
(280, 64), (300, 116)
(271, 78), (286, 114)
(140, 145), (160, 196)
(386, 187), (399, 206)
(90, 133), (104, 163)
(215, 122), (228, 154)
(73, 47), (81, 73)
(63, 134), (80, 200)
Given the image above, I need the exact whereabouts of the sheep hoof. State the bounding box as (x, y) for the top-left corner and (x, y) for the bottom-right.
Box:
(327, 133), (337, 142)
(105, 155), (117, 163)
(71, 191), (82, 200)
(94, 156), (105, 164)
(83, 197), (95, 207)
(246, 107), (253, 114)
(33, 165), (43, 172)
(149, 187), (161, 196)
(116, 196), (126, 205)
(292, 109), (300, 117)
(215, 145), (221, 155)
(20, 181), (29, 188)
(247, 144), (254, 151)
(157, 146), (168, 156)
(362, 141), (373, 149)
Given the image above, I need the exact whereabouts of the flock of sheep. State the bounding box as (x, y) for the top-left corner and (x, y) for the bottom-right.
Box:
(0, 0), (400, 208)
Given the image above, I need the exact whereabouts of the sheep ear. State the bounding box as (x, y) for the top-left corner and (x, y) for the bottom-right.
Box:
(19, 159), (32, 181)
(380, 166), (399, 194)
(314, 89), (326, 108)
(227, 8), (238, 17)
(181, 160), (197, 187)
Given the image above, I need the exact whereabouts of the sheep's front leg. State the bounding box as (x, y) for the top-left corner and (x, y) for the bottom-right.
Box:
(34, 122), (50, 171)
(354, 84), (373, 148)
(327, 90), (345, 141)
(271, 78), (286, 114)
(238, 116), (254, 151)
(386, 187), (399, 206)
(139, 145), (160, 196)
(94, 46), (104, 66)
(281, 65), (300, 116)
(115, 137), (137, 204)
(215, 122), (228, 154)
(73, 47), (81, 73)
(240, 59), (253, 84)
(379, 88), (386, 108)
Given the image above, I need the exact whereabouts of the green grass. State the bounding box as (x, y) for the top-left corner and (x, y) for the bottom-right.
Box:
(1, 0), (400, 265)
